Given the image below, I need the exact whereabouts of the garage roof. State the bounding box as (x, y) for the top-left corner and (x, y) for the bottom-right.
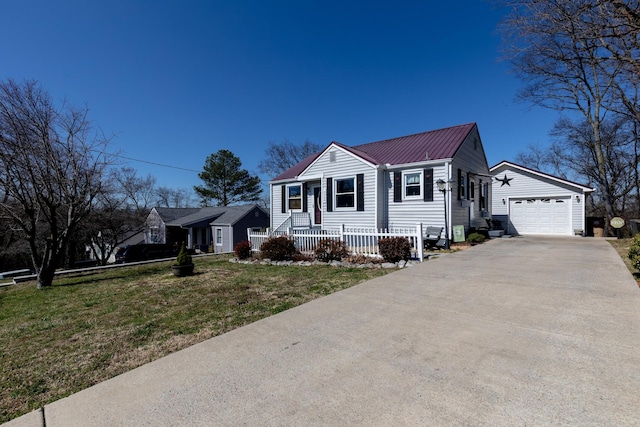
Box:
(490, 161), (594, 193)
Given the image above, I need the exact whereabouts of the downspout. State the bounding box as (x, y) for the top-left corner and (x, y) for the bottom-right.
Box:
(447, 162), (452, 239)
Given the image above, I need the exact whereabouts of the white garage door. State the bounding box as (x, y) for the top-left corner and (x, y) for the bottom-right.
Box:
(510, 197), (570, 235)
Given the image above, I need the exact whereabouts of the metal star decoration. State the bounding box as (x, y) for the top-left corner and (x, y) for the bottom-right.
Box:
(495, 174), (513, 187)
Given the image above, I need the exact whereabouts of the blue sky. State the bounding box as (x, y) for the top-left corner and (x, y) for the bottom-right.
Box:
(1, 1), (559, 192)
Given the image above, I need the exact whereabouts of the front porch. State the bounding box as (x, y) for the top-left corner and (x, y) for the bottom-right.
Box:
(249, 220), (445, 261)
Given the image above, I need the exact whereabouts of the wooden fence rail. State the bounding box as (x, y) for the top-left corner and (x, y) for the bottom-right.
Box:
(248, 224), (425, 261)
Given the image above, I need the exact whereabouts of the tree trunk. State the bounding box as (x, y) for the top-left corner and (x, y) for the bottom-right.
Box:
(37, 263), (56, 289)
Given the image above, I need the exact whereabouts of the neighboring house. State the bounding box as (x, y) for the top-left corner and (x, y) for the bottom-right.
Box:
(87, 230), (145, 264)
(145, 205), (269, 253)
(270, 123), (492, 238)
(490, 161), (594, 236)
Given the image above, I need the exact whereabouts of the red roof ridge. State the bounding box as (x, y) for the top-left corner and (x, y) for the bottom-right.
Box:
(355, 122), (476, 149)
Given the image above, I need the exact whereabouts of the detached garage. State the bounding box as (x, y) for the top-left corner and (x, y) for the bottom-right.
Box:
(490, 161), (593, 236)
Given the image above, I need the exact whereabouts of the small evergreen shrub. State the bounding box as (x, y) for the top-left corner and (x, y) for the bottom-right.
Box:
(175, 243), (192, 266)
(260, 235), (298, 261)
(467, 232), (486, 244)
(628, 234), (640, 270)
(234, 241), (252, 259)
(314, 238), (349, 262)
(378, 237), (411, 263)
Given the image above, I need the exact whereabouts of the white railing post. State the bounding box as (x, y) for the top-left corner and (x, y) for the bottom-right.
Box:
(416, 223), (424, 261)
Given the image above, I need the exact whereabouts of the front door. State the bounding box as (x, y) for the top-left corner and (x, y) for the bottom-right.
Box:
(313, 186), (322, 225)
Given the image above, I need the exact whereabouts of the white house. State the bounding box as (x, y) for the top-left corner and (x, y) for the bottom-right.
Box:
(490, 161), (594, 236)
(269, 123), (492, 239)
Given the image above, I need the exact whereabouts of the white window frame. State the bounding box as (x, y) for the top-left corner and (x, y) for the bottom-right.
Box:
(287, 184), (302, 211)
(403, 170), (423, 200)
(215, 228), (223, 246)
(334, 176), (356, 210)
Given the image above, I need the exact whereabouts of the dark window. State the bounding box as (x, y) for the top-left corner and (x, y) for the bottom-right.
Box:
(288, 185), (302, 210)
(457, 169), (465, 200)
(404, 172), (421, 197)
(335, 178), (355, 208)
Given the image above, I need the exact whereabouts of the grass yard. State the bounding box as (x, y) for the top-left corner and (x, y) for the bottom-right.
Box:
(608, 238), (640, 286)
(0, 254), (393, 423)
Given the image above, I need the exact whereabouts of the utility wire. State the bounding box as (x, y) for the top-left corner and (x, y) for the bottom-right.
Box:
(101, 151), (200, 173)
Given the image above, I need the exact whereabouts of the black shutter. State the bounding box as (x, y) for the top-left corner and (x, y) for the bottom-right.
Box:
(302, 183), (308, 212)
(326, 178), (333, 212)
(356, 173), (365, 211)
(423, 168), (433, 202)
(457, 169), (463, 200)
(281, 185), (286, 213)
(393, 172), (402, 202)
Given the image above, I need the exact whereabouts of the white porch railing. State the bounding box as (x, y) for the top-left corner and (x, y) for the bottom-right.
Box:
(248, 224), (425, 261)
(272, 212), (312, 234)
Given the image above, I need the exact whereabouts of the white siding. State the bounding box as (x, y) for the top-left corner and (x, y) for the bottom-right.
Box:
(301, 146), (377, 230)
(269, 183), (289, 230)
(449, 127), (492, 232)
(385, 164), (449, 229)
(491, 165), (586, 235)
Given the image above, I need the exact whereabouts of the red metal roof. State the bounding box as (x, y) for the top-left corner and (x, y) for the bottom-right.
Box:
(272, 123), (477, 181)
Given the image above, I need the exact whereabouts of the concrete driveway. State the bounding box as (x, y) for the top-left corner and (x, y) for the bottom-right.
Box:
(5, 236), (640, 426)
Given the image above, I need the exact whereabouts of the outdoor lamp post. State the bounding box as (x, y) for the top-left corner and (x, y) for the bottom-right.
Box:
(436, 178), (451, 250)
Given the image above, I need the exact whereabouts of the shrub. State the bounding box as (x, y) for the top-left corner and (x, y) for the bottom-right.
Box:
(234, 241), (252, 259)
(628, 234), (640, 270)
(259, 235), (298, 261)
(314, 239), (349, 262)
(378, 237), (411, 263)
(175, 243), (192, 266)
(467, 232), (486, 245)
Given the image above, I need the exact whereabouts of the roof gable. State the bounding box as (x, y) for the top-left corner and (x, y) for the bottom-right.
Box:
(271, 122), (477, 182)
(490, 161), (594, 192)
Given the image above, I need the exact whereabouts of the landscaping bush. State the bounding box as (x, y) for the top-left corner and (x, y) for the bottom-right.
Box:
(175, 243), (192, 266)
(259, 235), (298, 261)
(378, 237), (411, 263)
(234, 241), (252, 259)
(314, 238), (349, 262)
(467, 232), (486, 245)
(628, 234), (640, 270)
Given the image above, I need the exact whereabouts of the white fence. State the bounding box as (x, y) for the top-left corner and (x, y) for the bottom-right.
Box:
(248, 224), (425, 261)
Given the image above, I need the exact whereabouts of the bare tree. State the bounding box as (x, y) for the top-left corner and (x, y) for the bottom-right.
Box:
(82, 170), (146, 265)
(116, 167), (157, 211)
(155, 186), (196, 208)
(0, 79), (111, 288)
(258, 139), (323, 178)
(597, 0), (640, 122)
(500, 0), (637, 223)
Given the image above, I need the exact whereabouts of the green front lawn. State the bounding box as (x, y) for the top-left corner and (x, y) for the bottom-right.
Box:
(0, 255), (392, 423)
